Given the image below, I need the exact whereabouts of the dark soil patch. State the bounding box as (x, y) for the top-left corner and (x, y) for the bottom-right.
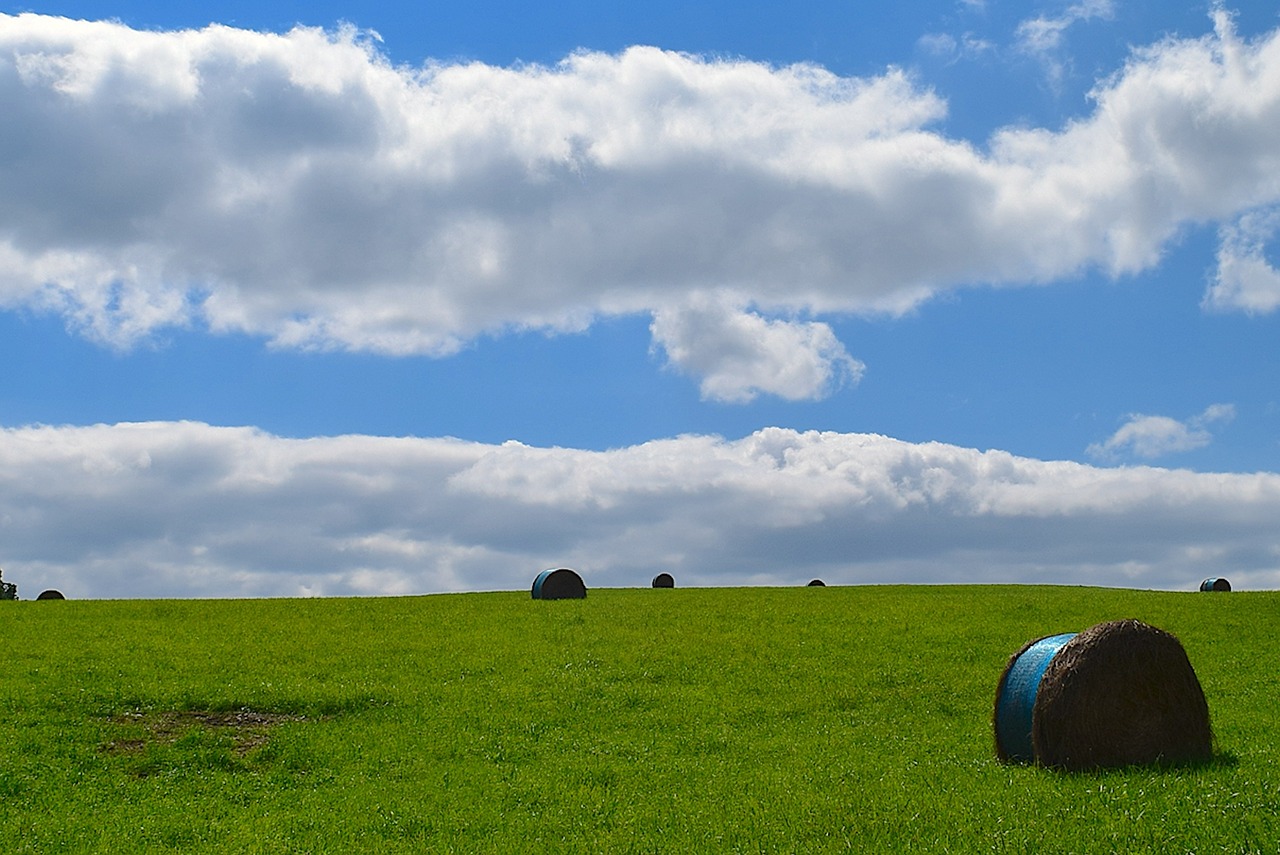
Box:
(102, 709), (305, 757)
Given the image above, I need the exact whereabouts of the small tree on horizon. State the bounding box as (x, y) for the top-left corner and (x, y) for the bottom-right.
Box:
(0, 567), (17, 601)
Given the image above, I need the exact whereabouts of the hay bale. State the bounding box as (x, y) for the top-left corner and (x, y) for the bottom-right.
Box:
(531, 568), (586, 600)
(806, 579), (826, 587)
(1200, 577), (1231, 592)
(36, 589), (65, 600)
(994, 619), (1212, 771)
(651, 572), (675, 588)
(1034, 620), (1212, 770)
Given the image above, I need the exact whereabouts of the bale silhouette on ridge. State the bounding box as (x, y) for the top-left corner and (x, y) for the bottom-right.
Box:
(995, 619), (1213, 771)
(36, 589), (65, 600)
(1200, 577), (1231, 592)
(651, 573), (674, 588)
(531, 568), (586, 600)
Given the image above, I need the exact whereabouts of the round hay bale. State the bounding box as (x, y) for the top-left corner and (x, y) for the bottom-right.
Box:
(651, 572), (675, 588)
(806, 579), (826, 587)
(1199, 577), (1231, 592)
(995, 619), (1212, 771)
(1033, 619), (1212, 770)
(36, 589), (65, 600)
(531, 568), (586, 600)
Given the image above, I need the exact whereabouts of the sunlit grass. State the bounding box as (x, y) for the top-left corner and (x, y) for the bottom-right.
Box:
(0, 586), (1276, 852)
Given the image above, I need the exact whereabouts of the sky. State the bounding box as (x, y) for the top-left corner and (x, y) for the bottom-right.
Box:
(1, 0), (1279, 598)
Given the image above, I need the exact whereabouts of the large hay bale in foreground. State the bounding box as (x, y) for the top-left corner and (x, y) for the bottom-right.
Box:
(1200, 577), (1231, 592)
(651, 573), (675, 588)
(994, 619), (1212, 771)
(531, 568), (586, 600)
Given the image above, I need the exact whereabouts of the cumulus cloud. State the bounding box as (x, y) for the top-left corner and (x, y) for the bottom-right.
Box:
(1, 421), (1277, 599)
(1, 10), (1279, 398)
(1204, 205), (1280, 313)
(649, 294), (862, 402)
(1087, 404), (1237, 461)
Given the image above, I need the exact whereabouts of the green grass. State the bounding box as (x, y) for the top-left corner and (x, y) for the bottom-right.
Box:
(1, 585), (1277, 852)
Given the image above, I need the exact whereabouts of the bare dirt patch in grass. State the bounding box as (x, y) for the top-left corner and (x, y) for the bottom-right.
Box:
(102, 709), (305, 757)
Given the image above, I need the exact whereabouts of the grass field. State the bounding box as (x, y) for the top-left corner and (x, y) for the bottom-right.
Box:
(1, 585), (1277, 853)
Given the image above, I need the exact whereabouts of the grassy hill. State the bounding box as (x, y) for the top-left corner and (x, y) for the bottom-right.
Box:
(1, 585), (1275, 852)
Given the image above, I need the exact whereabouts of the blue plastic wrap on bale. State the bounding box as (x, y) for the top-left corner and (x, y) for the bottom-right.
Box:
(995, 633), (1077, 763)
(1200, 577), (1231, 592)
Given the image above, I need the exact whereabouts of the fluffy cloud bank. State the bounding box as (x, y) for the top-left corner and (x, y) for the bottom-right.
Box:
(1, 421), (1277, 598)
(2, 10), (1280, 398)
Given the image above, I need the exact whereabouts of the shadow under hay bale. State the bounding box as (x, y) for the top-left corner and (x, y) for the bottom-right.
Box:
(531, 568), (586, 600)
(994, 619), (1212, 771)
(1200, 577), (1231, 592)
(651, 573), (675, 588)
(36, 589), (65, 600)
(806, 579), (826, 587)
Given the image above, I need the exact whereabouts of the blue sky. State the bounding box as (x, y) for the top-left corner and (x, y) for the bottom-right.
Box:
(1, 1), (1279, 597)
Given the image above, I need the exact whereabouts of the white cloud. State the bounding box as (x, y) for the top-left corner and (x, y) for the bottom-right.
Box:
(1087, 404), (1237, 461)
(917, 32), (995, 64)
(0, 10), (1279, 395)
(1015, 0), (1117, 86)
(1, 421), (1277, 599)
(649, 294), (862, 402)
(1016, 0), (1116, 56)
(1204, 205), (1280, 313)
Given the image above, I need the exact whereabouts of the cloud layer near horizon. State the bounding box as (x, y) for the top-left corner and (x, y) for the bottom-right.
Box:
(3, 10), (1280, 400)
(2, 421), (1276, 598)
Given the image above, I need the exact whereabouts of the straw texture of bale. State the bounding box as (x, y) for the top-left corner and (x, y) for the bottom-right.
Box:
(1030, 619), (1212, 771)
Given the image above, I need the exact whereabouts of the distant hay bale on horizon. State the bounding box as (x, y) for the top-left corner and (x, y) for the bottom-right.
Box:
(1200, 577), (1231, 592)
(651, 573), (675, 588)
(531, 568), (586, 600)
(36, 589), (65, 600)
(806, 579), (826, 587)
(994, 619), (1212, 771)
